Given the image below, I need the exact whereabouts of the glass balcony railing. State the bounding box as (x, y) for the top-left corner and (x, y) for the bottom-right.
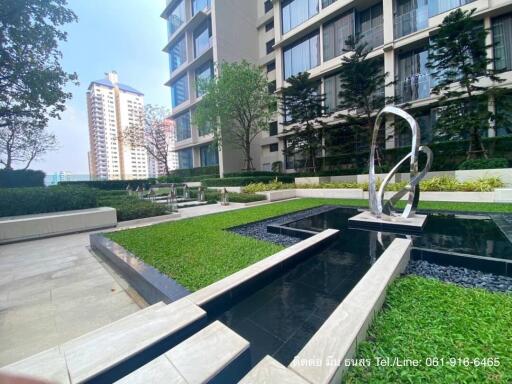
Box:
(429, 0), (476, 17)
(359, 25), (384, 50)
(395, 74), (432, 103)
(394, 6), (429, 39)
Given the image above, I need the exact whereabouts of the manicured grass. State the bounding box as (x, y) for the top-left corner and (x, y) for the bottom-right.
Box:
(344, 276), (512, 383)
(106, 198), (512, 291)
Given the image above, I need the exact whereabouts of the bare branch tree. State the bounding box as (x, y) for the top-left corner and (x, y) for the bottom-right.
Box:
(0, 118), (57, 170)
(124, 105), (174, 176)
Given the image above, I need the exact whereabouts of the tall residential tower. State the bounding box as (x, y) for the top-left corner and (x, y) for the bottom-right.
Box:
(87, 71), (148, 180)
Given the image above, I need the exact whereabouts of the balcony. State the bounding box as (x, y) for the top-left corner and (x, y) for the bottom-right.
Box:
(395, 74), (432, 103)
(394, 6), (429, 39)
(359, 25), (384, 50)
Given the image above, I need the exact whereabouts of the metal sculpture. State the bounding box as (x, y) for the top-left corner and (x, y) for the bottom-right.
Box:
(369, 106), (433, 219)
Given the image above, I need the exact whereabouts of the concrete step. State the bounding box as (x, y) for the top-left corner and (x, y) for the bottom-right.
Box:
(1, 299), (207, 384)
(116, 321), (250, 384)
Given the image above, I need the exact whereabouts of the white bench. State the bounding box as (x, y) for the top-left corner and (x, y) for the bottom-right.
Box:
(0, 207), (117, 244)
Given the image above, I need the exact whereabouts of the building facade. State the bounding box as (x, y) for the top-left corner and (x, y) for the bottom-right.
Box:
(163, 0), (512, 174)
(87, 71), (149, 180)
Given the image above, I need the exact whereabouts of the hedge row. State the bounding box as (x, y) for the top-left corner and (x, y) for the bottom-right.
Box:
(0, 186), (98, 217)
(59, 179), (156, 190)
(0, 169), (45, 188)
(201, 175), (295, 187)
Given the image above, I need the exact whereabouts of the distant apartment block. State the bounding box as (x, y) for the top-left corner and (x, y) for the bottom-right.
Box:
(87, 71), (148, 180)
(163, 0), (512, 173)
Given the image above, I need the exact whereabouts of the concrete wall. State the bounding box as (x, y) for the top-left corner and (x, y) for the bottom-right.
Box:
(0, 208), (117, 244)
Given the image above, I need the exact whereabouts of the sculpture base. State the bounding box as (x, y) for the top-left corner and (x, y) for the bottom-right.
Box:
(348, 211), (428, 233)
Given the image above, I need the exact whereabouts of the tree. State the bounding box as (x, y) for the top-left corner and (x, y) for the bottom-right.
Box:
(427, 8), (503, 159)
(280, 72), (326, 173)
(335, 34), (393, 153)
(125, 105), (174, 176)
(0, 118), (57, 170)
(194, 61), (276, 171)
(0, 0), (78, 127)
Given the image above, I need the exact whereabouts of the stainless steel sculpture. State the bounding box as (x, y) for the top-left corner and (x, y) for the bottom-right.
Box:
(369, 106), (433, 219)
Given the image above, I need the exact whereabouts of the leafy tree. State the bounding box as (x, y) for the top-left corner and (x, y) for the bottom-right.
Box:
(0, 0), (78, 128)
(125, 105), (174, 176)
(427, 8), (503, 159)
(194, 61), (276, 171)
(0, 118), (57, 169)
(334, 34), (392, 152)
(280, 72), (326, 173)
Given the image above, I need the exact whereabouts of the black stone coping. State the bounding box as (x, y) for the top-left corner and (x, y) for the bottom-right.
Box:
(90, 233), (190, 305)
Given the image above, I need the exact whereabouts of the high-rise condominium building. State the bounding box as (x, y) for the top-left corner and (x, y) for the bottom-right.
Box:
(87, 71), (148, 180)
(163, 0), (512, 173)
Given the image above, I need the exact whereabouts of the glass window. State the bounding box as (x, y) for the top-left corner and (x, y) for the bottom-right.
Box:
(194, 19), (212, 58)
(168, 0), (186, 36)
(357, 3), (383, 50)
(265, 20), (274, 32)
(264, 0), (273, 13)
(323, 11), (355, 61)
(493, 13), (512, 73)
(394, 0), (429, 39)
(175, 112), (191, 141)
(283, 32), (320, 79)
(169, 36), (187, 72)
(282, 0), (319, 34)
(269, 143), (279, 152)
(266, 39), (275, 54)
(200, 144), (219, 166)
(177, 148), (193, 169)
(322, 0), (336, 8)
(323, 73), (342, 113)
(429, 0), (475, 17)
(269, 121), (278, 136)
(171, 74), (189, 107)
(195, 61), (213, 97)
(192, 0), (210, 16)
(396, 48), (431, 102)
(266, 61), (276, 73)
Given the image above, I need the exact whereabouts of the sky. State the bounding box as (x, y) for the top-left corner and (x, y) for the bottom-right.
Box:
(32, 0), (169, 175)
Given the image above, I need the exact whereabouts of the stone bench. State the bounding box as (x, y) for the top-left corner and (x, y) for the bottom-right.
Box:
(0, 207), (117, 244)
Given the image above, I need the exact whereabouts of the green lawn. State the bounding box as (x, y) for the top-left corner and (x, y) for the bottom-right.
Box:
(344, 276), (512, 384)
(106, 198), (512, 291)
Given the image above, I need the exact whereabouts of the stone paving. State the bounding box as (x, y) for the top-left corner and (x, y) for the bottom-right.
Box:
(0, 202), (269, 366)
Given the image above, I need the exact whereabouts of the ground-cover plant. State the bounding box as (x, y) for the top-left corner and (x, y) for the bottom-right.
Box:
(344, 276), (512, 383)
(106, 198), (512, 292)
(0, 186), (98, 217)
(243, 176), (505, 193)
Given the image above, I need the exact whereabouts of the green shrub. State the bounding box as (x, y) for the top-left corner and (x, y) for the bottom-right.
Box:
(0, 169), (45, 188)
(244, 181), (295, 193)
(458, 157), (509, 170)
(202, 175), (295, 187)
(0, 186), (98, 217)
(224, 171), (281, 178)
(97, 195), (169, 221)
(168, 166), (219, 178)
(60, 179), (156, 190)
(227, 193), (266, 203)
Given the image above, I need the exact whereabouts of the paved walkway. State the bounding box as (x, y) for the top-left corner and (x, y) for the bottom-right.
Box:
(0, 202), (268, 366)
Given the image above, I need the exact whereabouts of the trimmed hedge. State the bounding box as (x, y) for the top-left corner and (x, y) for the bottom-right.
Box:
(0, 186), (98, 217)
(458, 157), (509, 170)
(0, 169), (45, 188)
(60, 179), (156, 190)
(224, 171), (281, 178)
(202, 175), (295, 187)
(98, 195), (169, 221)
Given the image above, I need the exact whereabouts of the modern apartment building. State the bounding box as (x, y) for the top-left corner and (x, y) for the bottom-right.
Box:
(87, 71), (148, 180)
(163, 0), (512, 173)
(161, 0), (261, 176)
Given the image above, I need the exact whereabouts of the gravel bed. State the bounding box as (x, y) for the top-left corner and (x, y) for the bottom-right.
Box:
(229, 205), (338, 247)
(407, 260), (512, 293)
